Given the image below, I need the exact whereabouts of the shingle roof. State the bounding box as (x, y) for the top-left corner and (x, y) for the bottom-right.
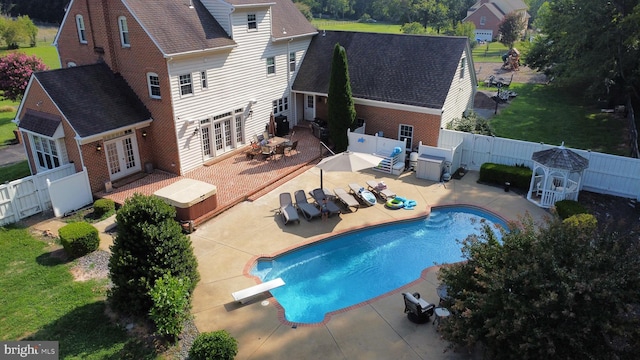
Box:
(19, 109), (62, 137)
(532, 146), (589, 171)
(270, 0), (317, 40)
(34, 63), (151, 139)
(292, 31), (468, 109)
(123, 0), (236, 56)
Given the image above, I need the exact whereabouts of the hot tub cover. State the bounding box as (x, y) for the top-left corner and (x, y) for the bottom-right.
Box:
(154, 179), (217, 208)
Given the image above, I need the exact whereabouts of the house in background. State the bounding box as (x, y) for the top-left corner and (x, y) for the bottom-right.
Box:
(293, 31), (476, 152)
(15, 0), (477, 195)
(463, 0), (529, 42)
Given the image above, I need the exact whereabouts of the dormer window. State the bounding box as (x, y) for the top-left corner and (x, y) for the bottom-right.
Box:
(76, 15), (87, 44)
(118, 16), (130, 47)
(247, 14), (257, 30)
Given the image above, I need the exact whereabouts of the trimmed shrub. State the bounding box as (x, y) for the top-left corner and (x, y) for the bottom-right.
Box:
(189, 330), (238, 360)
(93, 198), (115, 218)
(149, 274), (191, 342)
(58, 222), (99, 258)
(555, 200), (589, 219)
(479, 163), (532, 190)
(563, 213), (597, 231)
(108, 194), (199, 316)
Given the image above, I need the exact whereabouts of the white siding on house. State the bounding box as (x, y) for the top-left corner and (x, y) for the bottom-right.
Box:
(167, 7), (312, 173)
(200, 0), (233, 36)
(440, 48), (476, 128)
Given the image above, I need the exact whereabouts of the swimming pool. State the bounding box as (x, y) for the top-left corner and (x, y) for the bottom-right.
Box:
(251, 206), (506, 324)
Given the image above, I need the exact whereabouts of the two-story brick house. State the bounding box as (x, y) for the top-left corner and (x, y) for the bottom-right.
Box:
(463, 0), (529, 42)
(16, 0), (476, 194)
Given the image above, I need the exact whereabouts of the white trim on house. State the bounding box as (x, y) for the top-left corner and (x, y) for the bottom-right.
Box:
(75, 119), (153, 145)
(354, 98), (443, 116)
(53, 0), (75, 47)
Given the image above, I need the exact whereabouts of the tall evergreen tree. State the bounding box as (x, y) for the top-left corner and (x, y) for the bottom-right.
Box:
(327, 43), (356, 152)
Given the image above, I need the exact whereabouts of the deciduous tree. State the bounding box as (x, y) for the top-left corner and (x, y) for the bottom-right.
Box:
(498, 12), (526, 49)
(327, 43), (356, 152)
(0, 52), (47, 101)
(438, 215), (640, 359)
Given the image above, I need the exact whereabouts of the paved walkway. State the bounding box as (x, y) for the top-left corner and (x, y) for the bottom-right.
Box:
(0, 143), (27, 166)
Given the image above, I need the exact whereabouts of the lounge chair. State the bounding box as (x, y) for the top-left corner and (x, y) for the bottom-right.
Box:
(402, 292), (435, 324)
(294, 190), (321, 220)
(310, 188), (341, 216)
(278, 193), (300, 225)
(333, 188), (360, 212)
(348, 183), (377, 206)
(366, 180), (396, 201)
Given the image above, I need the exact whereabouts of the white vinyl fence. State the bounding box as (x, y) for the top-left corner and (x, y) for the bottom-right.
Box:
(0, 164), (88, 226)
(436, 129), (640, 201)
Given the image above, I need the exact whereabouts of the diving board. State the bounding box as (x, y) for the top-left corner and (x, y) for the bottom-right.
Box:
(232, 278), (285, 304)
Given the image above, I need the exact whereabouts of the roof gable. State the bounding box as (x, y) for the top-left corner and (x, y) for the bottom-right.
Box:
(34, 63), (151, 139)
(123, 0), (236, 56)
(19, 109), (62, 137)
(293, 31), (468, 109)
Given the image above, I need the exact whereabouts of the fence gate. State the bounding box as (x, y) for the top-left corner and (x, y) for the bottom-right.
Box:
(0, 164), (76, 226)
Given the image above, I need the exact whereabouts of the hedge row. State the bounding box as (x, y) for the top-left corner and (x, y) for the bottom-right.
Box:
(479, 163), (533, 190)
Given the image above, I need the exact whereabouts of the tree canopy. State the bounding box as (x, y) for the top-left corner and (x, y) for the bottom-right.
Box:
(327, 43), (356, 152)
(438, 215), (640, 359)
(526, 0), (640, 103)
(498, 12), (526, 49)
(0, 52), (47, 101)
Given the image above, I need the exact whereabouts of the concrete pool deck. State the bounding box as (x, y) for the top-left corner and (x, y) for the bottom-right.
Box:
(189, 167), (551, 360)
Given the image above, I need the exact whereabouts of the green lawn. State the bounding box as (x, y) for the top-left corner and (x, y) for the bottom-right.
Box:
(0, 161), (31, 183)
(312, 19), (402, 34)
(0, 226), (157, 359)
(490, 83), (629, 156)
(472, 41), (514, 63)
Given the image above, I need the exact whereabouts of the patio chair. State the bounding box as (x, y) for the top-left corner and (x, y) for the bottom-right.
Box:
(348, 183), (377, 206)
(294, 190), (321, 220)
(277, 192), (300, 225)
(402, 292), (435, 324)
(285, 140), (298, 156)
(366, 180), (396, 201)
(333, 188), (360, 212)
(273, 144), (286, 161)
(261, 146), (273, 160)
(310, 188), (341, 216)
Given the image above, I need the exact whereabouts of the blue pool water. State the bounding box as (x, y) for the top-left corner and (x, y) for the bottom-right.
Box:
(251, 207), (506, 324)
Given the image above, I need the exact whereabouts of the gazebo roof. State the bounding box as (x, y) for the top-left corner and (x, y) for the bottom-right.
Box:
(532, 144), (589, 172)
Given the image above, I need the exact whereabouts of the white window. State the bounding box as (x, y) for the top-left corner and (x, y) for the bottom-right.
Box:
(179, 74), (193, 96)
(76, 15), (87, 44)
(247, 14), (257, 30)
(200, 71), (208, 89)
(266, 57), (275, 75)
(147, 72), (161, 99)
(399, 124), (413, 151)
(118, 16), (130, 47)
(289, 52), (296, 72)
(272, 97), (288, 115)
(480, 16), (486, 26)
(31, 135), (65, 171)
(460, 58), (466, 79)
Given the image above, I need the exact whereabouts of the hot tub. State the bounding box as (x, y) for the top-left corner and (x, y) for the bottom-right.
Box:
(154, 179), (217, 224)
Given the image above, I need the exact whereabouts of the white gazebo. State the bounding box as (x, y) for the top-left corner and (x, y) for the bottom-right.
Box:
(527, 143), (589, 208)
